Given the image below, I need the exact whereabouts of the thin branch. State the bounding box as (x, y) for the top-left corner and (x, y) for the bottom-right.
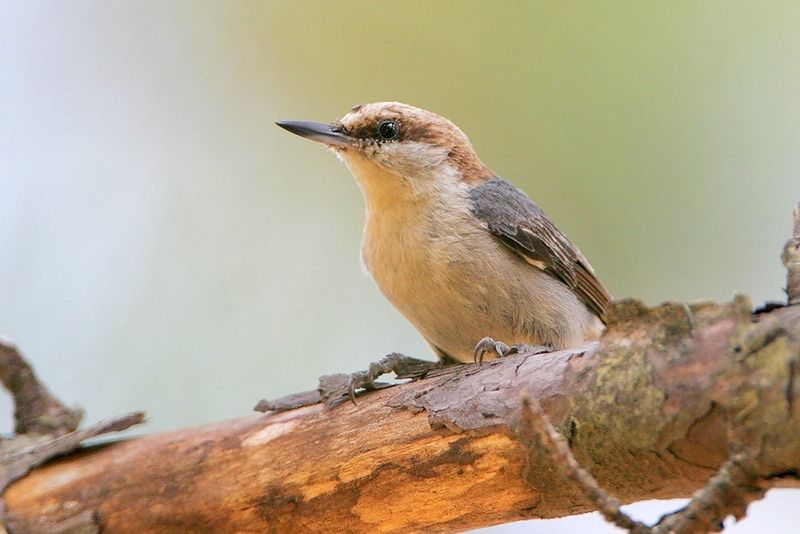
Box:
(0, 412), (145, 492)
(522, 395), (764, 534)
(652, 454), (762, 534)
(521, 394), (650, 534)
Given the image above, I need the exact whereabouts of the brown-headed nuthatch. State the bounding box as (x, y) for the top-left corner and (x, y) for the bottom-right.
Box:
(278, 102), (610, 391)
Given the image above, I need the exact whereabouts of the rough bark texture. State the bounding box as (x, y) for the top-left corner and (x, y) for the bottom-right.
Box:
(4, 296), (800, 533)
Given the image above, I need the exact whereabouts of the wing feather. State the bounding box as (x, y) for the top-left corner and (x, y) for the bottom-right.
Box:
(470, 178), (611, 322)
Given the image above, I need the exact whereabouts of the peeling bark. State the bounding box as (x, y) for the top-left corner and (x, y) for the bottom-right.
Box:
(4, 296), (800, 533)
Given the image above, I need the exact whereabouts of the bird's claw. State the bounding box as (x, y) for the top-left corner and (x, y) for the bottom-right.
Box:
(318, 353), (440, 407)
(344, 364), (381, 404)
(473, 337), (552, 364)
(473, 337), (510, 363)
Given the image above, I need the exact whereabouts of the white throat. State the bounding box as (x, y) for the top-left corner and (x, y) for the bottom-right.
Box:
(338, 149), (463, 212)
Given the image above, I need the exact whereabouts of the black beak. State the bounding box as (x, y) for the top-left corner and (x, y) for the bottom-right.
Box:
(276, 120), (352, 148)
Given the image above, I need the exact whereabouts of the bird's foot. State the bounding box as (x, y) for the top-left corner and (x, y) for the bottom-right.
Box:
(318, 353), (441, 407)
(473, 337), (552, 364)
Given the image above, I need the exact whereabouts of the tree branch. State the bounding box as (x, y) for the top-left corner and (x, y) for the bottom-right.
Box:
(4, 295), (800, 533)
(4, 201), (800, 533)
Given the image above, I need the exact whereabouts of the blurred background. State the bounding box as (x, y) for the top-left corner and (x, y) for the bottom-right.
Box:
(1, 2), (798, 532)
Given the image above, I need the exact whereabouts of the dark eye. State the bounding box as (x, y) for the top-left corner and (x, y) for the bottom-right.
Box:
(377, 120), (399, 140)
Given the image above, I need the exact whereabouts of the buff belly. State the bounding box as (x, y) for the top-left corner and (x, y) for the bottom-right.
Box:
(361, 205), (601, 363)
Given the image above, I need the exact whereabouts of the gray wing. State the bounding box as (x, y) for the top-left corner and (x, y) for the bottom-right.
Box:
(469, 178), (611, 322)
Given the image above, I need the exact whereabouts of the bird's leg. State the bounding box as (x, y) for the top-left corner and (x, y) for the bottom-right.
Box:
(318, 353), (441, 407)
(473, 336), (552, 364)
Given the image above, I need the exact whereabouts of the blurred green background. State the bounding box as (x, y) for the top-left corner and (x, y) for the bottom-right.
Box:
(1, 2), (798, 532)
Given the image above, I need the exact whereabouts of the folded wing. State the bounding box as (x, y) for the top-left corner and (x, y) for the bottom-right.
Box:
(469, 178), (611, 322)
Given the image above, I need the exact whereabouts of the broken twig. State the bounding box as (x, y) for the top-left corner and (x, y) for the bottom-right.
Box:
(0, 338), (83, 435)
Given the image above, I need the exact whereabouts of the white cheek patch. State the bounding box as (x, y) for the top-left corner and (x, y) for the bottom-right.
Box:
(377, 142), (449, 175)
(334, 139), (465, 205)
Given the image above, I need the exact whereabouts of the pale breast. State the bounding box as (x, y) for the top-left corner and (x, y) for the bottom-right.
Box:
(360, 198), (601, 361)
(349, 154), (600, 361)
(360, 198), (516, 360)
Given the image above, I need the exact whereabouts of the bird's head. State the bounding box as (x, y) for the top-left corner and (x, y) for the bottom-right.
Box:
(277, 102), (491, 200)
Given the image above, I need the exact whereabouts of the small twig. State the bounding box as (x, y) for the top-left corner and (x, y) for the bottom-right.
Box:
(521, 394), (650, 534)
(0, 412), (143, 533)
(652, 453), (762, 534)
(522, 394), (765, 534)
(0, 338), (83, 435)
(782, 202), (800, 306)
(0, 411), (145, 493)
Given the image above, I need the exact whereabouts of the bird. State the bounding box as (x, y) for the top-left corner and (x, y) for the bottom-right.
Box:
(277, 102), (610, 396)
